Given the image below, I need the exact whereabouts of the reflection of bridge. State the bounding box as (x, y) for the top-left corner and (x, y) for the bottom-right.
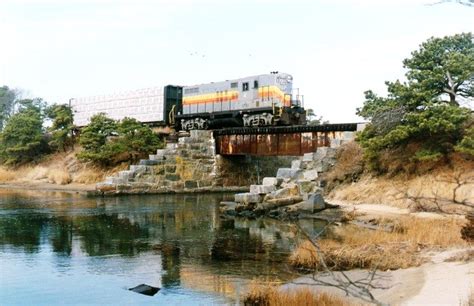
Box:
(213, 123), (363, 156)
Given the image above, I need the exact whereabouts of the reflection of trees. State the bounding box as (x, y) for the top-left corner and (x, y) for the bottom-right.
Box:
(0, 192), (315, 293)
(50, 217), (73, 256)
(211, 226), (267, 261)
(74, 214), (150, 257)
(0, 215), (47, 253)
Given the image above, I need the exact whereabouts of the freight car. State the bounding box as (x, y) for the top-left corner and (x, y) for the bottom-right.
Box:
(70, 72), (306, 130)
(69, 86), (181, 127)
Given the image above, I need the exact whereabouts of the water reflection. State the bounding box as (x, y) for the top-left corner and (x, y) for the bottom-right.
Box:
(0, 190), (325, 304)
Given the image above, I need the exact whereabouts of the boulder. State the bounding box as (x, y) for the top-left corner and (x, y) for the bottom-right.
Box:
(265, 196), (303, 207)
(313, 160), (334, 173)
(302, 169), (318, 181)
(234, 192), (263, 204)
(190, 130), (213, 139)
(256, 195), (303, 211)
(166, 143), (178, 150)
(302, 192), (326, 212)
(118, 170), (132, 180)
(273, 183), (299, 198)
(111, 177), (126, 184)
(130, 165), (147, 174)
(297, 180), (319, 194)
(276, 168), (299, 179)
(262, 177), (283, 187)
(291, 159), (302, 170)
(314, 147), (337, 161)
(250, 184), (276, 194)
(302, 152), (314, 162)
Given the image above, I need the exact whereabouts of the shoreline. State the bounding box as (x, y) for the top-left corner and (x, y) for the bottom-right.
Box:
(286, 247), (473, 305)
(0, 182), (96, 194)
(0, 182), (249, 197)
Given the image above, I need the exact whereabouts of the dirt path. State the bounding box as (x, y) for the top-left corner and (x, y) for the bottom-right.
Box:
(330, 199), (465, 220)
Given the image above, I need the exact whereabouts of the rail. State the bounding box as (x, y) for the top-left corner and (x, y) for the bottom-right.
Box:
(213, 123), (359, 136)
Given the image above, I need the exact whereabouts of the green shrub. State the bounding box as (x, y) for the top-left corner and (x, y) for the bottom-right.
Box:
(78, 114), (163, 166)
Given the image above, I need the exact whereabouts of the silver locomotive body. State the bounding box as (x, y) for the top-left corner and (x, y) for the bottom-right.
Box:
(177, 72), (305, 130)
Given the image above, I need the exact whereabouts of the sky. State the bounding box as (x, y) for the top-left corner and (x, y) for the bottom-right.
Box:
(0, 0), (473, 122)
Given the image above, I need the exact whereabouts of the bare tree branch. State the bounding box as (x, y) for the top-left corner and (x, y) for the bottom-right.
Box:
(405, 171), (474, 214)
(291, 221), (387, 305)
(428, 0), (474, 6)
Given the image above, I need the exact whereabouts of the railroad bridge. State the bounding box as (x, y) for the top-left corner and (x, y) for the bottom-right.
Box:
(98, 123), (364, 195)
(213, 123), (363, 156)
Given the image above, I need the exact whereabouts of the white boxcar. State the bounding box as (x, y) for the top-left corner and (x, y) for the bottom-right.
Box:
(70, 87), (165, 127)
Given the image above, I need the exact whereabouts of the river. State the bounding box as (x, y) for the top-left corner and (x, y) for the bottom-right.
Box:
(0, 189), (326, 305)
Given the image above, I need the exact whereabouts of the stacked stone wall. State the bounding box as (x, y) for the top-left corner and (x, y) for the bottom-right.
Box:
(96, 129), (355, 196)
(97, 130), (293, 195)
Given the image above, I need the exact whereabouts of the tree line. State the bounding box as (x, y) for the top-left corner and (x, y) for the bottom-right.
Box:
(0, 90), (163, 167)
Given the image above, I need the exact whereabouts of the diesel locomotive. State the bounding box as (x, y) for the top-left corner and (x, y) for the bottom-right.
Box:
(70, 72), (306, 130)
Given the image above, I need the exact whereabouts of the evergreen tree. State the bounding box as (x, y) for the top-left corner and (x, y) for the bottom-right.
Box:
(77, 113), (118, 165)
(356, 33), (474, 169)
(0, 86), (17, 131)
(0, 99), (48, 165)
(45, 104), (75, 152)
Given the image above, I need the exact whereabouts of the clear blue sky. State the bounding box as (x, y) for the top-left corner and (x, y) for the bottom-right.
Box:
(0, 0), (473, 122)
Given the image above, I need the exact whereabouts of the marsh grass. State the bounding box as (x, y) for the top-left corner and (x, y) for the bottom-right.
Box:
(290, 217), (468, 271)
(244, 281), (353, 306)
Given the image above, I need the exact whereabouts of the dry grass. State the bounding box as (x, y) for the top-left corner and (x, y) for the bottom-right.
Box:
(290, 216), (468, 271)
(0, 168), (16, 182)
(244, 281), (354, 306)
(72, 168), (105, 184)
(47, 168), (72, 185)
(0, 150), (116, 185)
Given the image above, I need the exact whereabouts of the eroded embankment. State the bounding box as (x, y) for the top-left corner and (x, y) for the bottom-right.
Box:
(322, 142), (474, 214)
(0, 149), (124, 191)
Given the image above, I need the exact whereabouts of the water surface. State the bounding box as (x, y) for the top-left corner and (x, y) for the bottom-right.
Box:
(0, 190), (325, 305)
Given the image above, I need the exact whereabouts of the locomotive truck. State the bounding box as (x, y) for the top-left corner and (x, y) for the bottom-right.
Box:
(70, 72), (306, 130)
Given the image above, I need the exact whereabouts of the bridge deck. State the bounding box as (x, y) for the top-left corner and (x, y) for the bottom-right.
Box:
(213, 123), (359, 156)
